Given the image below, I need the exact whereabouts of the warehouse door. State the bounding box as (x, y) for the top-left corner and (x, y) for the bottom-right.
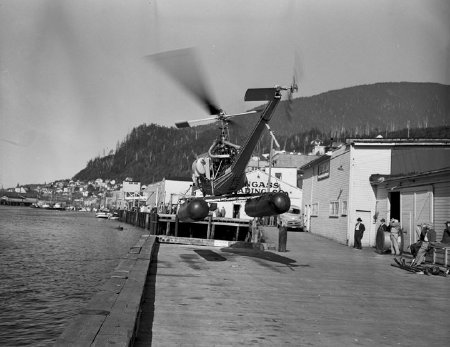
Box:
(401, 188), (433, 253)
(415, 190), (432, 227)
(401, 192), (414, 252)
(400, 211), (412, 252)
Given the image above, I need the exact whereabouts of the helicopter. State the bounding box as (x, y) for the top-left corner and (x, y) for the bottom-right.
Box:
(148, 48), (298, 222)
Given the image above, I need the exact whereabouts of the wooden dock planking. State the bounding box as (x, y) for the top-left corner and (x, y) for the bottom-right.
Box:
(134, 232), (450, 347)
(55, 235), (158, 347)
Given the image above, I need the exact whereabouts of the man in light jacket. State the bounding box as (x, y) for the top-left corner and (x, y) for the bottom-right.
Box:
(389, 218), (401, 256)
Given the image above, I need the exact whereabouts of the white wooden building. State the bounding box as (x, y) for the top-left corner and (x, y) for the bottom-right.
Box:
(144, 178), (193, 212)
(301, 139), (450, 248)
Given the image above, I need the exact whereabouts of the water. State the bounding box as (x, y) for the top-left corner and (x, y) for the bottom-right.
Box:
(0, 206), (145, 346)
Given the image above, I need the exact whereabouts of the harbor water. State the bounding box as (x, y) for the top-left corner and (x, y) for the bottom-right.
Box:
(0, 206), (145, 346)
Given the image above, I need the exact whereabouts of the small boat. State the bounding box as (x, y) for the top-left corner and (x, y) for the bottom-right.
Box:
(108, 212), (119, 220)
(96, 212), (109, 219)
(96, 209), (110, 219)
(53, 203), (65, 211)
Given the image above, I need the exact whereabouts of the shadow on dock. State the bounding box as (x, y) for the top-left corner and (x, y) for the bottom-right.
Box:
(220, 246), (301, 267)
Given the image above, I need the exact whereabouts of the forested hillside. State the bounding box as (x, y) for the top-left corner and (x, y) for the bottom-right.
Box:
(73, 82), (450, 184)
(268, 82), (449, 136)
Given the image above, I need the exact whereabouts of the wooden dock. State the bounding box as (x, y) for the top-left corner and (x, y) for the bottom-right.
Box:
(119, 211), (252, 242)
(55, 216), (450, 346)
(55, 234), (158, 346)
(134, 232), (450, 346)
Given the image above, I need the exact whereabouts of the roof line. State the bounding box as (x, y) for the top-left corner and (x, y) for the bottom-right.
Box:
(347, 138), (450, 145)
(299, 154), (331, 170)
(370, 166), (450, 185)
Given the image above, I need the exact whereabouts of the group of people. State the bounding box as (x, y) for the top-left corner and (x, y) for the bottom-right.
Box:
(353, 217), (402, 253)
(356, 216), (450, 269)
(376, 218), (402, 255)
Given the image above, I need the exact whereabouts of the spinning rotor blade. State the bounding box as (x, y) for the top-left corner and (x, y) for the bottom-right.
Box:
(147, 48), (221, 115)
(175, 115), (220, 128)
(226, 110), (258, 132)
(226, 110), (257, 118)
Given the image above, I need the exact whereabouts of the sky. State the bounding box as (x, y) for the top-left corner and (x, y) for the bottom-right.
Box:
(1, 0), (449, 188)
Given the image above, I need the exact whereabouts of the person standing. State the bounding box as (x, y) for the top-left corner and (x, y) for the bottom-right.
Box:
(251, 217), (264, 243)
(389, 218), (401, 256)
(376, 218), (388, 253)
(378, 218), (387, 233)
(441, 221), (450, 243)
(353, 217), (365, 250)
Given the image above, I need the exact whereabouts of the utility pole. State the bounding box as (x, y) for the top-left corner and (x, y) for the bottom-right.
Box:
(267, 135), (273, 193)
(265, 123), (280, 193)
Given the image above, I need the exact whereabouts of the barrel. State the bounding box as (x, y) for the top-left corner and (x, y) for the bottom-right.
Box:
(376, 229), (391, 253)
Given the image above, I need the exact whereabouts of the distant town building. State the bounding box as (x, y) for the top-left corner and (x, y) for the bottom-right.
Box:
(0, 192), (38, 206)
(122, 181), (141, 192)
(13, 186), (27, 193)
(248, 152), (319, 189)
(144, 178), (193, 213)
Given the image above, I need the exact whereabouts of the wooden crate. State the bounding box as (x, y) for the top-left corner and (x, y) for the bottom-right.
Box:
(429, 246), (450, 267)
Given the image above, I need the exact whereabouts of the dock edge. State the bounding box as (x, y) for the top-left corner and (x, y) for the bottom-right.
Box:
(55, 234), (157, 346)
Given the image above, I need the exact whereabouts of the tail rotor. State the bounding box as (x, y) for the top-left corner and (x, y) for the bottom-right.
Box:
(285, 51), (302, 122)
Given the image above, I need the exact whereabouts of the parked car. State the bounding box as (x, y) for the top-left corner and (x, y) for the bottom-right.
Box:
(278, 205), (304, 231)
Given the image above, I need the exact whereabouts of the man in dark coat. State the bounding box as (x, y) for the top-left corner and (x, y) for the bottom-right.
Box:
(353, 217), (365, 250)
(441, 221), (450, 243)
(377, 218), (387, 233)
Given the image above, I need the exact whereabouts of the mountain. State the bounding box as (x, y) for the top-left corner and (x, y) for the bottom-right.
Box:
(268, 81), (449, 136)
(73, 82), (450, 184)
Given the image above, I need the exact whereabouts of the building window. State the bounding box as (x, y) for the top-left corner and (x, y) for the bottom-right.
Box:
(275, 172), (282, 180)
(329, 201), (339, 217)
(311, 203), (319, 216)
(318, 161), (330, 180)
(341, 200), (348, 216)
